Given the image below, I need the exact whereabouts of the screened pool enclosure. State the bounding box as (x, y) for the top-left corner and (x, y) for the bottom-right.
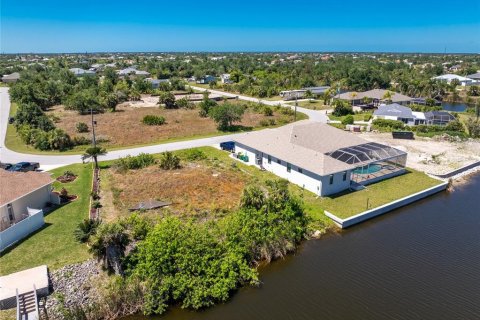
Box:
(326, 142), (407, 184)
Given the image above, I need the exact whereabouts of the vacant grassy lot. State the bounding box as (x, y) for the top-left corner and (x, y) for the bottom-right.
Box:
(318, 169), (443, 219)
(46, 102), (301, 149)
(100, 147), (333, 229)
(0, 164), (92, 275)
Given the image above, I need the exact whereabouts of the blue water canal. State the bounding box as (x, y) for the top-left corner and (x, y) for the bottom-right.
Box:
(131, 173), (480, 320)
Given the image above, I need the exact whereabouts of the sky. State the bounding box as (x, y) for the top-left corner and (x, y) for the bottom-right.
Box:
(1, 0), (479, 53)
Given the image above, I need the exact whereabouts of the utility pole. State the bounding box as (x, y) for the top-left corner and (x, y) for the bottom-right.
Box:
(91, 107), (97, 148)
(294, 92), (298, 121)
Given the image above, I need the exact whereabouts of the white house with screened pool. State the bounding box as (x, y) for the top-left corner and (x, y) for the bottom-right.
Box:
(231, 121), (407, 196)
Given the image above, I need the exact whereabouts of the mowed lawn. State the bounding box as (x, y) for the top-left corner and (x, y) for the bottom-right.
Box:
(318, 169), (443, 219)
(0, 164), (92, 275)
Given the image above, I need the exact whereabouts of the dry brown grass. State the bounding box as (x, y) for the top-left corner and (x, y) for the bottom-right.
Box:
(47, 103), (291, 148)
(104, 161), (249, 219)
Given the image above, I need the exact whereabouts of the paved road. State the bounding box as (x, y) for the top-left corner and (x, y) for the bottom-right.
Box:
(189, 85), (329, 123)
(0, 86), (327, 169)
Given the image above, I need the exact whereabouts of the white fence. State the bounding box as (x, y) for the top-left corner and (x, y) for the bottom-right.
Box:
(0, 209), (44, 252)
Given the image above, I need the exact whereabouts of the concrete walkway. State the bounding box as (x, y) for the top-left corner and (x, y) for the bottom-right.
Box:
(0, 87), (328, 169)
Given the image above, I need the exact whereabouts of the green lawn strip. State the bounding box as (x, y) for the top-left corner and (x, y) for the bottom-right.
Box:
(318, 169), (442, 219)
(0, 164), (92, 275)
(287, 100), (331, 110)
(328, 112), (372, 122)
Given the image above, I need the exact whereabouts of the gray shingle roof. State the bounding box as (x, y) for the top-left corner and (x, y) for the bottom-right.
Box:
(234, 121), (370, 175)
(373, 103), (414, 118)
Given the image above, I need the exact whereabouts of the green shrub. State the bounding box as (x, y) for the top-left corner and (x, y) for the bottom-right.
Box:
(445, 120), (464, 132)
(263, 106), (273, 116)
(184, 149), (207, 161)
(259, 119), (270, 127)
(159, 151), (181, 170)
(114, 153), (156, 171)
(332, 100), (354, 116)
(142, 115), (166, 126)
(372, 119), (405, 130)
(74, 219), (102, 243)
(176, 97), (195, 109)
(342, 115), (354, 125)
(76, 122), (89, 133)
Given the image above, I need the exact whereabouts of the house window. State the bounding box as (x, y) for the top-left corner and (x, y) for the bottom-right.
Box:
(298, 167), (303, 173)
(277, 159), (281, 164)
(268, 155), (271, 164)
(343, 171), (347, 181)
(287, 163), (291, 172)
(7, 204), (14, 222)
(329, 174), (334, 185)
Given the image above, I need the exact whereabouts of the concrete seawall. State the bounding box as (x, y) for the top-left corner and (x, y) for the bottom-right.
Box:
(433, 161), (480, 179)
(325, 182), (448, 228)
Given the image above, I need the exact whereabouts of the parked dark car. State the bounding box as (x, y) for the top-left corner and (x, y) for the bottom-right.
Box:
(7, 162), (40, 172)
(0, 162), (13, 170)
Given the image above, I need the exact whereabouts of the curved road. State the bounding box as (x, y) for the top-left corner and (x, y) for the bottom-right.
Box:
(0, 87), (327, 169)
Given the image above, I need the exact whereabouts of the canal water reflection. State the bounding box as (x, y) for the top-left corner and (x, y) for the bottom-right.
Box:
(132, 174), (480, 320)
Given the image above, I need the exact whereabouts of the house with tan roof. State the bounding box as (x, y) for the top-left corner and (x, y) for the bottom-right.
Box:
(0, 170), (54, 251)
(232, 121), (407, 196)
(334, 89), (413, 108)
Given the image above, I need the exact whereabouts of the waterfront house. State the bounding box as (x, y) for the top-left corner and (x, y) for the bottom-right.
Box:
(0, 171), (54, 251)
(424, 111), (456, 126)
(373, 103), (421, 125)
(232, 121), (407, 196)
(334, 89), (413, 107)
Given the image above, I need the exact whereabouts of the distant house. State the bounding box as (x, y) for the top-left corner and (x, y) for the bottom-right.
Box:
(232, 121), (407, 196)
(280, 86), (330, 101)
(334, 89), (413, 107)
(466, 72), (480, 81)
(196, 75), (216, 84)
(220, 73), (233, 84)
(89, 63), (103, 71)
(373, 104), (420, 126)
(69, 68), (96, 77)
(117, 67), (150, 77)
(424, 111), (456, 126)
(0, 171), (54, 251)
(432, 74), (474, 86)
(146, 78), (170, 89)
(1, 72), (20, 83)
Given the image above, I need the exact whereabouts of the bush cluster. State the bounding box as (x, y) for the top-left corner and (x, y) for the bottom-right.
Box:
(372, 118), (405, 130)
(142, 115), (166, 126)
(114, 153), (156, 171)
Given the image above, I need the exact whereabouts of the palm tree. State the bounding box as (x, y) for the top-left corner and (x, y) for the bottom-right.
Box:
(382, 90), (393, 104)
(89, 222), (129, 275)
(82, 146), (107, 169)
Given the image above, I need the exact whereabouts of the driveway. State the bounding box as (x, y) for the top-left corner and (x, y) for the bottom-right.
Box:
(0, 86), (328, 169)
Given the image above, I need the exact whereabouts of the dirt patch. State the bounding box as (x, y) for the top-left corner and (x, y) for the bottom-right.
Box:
(47, 102), (291, 148)
(360, 132), (480, 175)
(105, 162), (248, 219)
